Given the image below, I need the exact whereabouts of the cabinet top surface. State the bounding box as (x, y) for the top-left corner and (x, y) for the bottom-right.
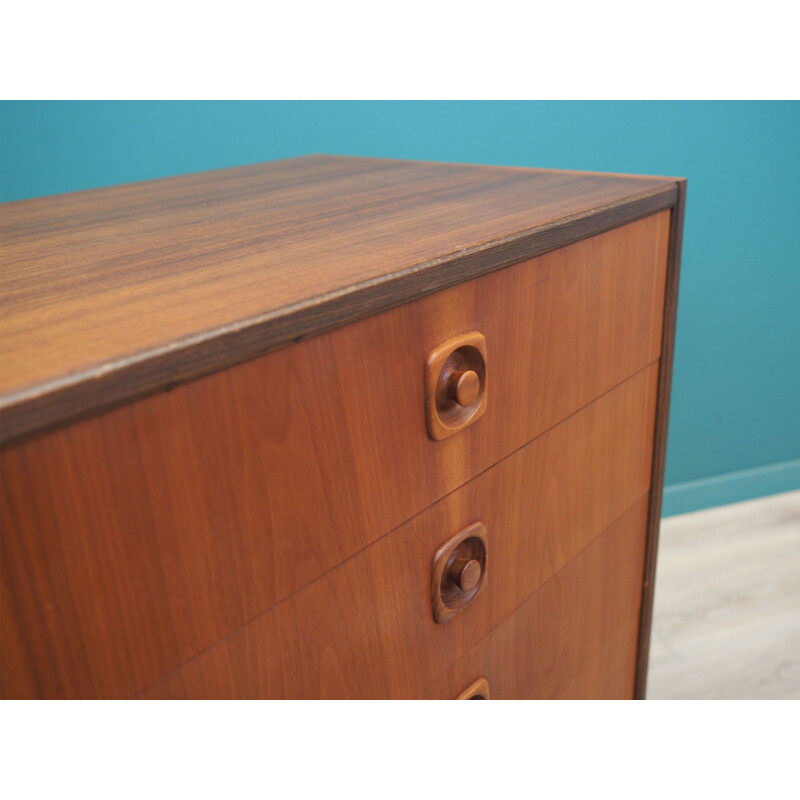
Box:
(0, 154), (680, 443)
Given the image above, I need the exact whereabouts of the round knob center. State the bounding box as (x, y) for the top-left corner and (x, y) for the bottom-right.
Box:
(449, 558), (482, 593)
(448, 369), (480, 407)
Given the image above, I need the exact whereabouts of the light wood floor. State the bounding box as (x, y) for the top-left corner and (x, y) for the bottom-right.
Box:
(647, 489), (800, 699)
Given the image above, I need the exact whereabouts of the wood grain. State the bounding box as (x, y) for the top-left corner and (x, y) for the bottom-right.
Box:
(634, 179), (687, 698)
(419, 497), (650, 700)
(0, 155), (679, 443)
(135, 368), (658, 700)
(0, 212), (667, 698)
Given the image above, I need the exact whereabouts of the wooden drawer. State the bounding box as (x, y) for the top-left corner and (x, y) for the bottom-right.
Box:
(419, 496), (649, 700)
(0, 215), (668, 700)
(137, 366), (658, 699)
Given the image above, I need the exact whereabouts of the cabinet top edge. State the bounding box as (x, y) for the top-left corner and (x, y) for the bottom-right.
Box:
(0, 155), (683, 445)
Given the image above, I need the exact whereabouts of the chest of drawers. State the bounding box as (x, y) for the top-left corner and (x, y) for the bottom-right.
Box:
(0, 156), (685, 699)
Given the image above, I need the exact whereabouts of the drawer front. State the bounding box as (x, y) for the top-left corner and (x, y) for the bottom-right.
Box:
(419, 497), (649, 700)
(138, 367), (658, 699)
(1, 213), (668, 700)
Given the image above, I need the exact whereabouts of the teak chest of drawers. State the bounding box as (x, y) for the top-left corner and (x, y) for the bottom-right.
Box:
(0, 156), (685, 700)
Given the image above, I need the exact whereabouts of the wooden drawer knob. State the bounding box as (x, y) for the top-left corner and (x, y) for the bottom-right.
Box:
(448, 558), (482, 593)
(457, 677), (490, 700)
(425, 332), (488, 440)
(448, 369), (480, 407)
(431, 521), (487, 623)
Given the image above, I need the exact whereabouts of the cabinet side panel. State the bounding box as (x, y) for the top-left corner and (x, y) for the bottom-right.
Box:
(635, 182), (687, 698)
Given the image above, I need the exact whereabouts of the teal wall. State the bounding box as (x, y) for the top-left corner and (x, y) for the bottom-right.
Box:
(2, 101), (799, 514)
